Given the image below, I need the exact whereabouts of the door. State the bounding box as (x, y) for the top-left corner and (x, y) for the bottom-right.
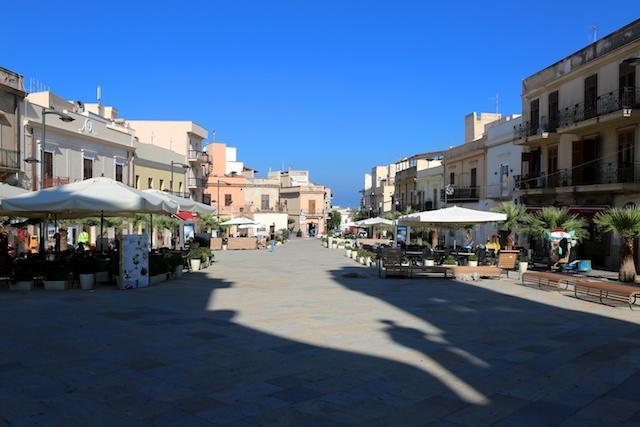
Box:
(261, 194), (270, 211)
(43, 152), (53, 187)
(572, 137), (599, 185)
(619, 63), (636, 107)
(83, 158), (93, 179)
(618, 130), (635, 182)
(584, 74), (598, 119)
(530, 99), (540, 135)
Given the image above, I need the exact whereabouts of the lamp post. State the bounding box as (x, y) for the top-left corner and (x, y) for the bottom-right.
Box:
(170, 161), (189, 195)
(215, 179), (232, 221)
(40, 108), (74, 189)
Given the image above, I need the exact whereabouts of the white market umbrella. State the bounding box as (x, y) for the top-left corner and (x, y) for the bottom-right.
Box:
(397, 206), (506, 228)
(219, 216), (257, 226)
(0, 183), (28, 199)
(0, 177), (179, 218)
(238, 223), (265, 230)
(143, 189), (216, 216)
(355, 217), (393, 227)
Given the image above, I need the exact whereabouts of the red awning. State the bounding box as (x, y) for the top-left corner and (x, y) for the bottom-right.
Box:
(176, 211), (197, 221)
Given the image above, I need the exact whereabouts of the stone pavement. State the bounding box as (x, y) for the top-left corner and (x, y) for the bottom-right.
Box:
(1, 239), (640, 426)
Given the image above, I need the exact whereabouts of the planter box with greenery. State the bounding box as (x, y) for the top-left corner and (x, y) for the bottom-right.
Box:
(77, 257), (97, 290)
(11, 266), (34, 291)
(44, 269), (72, 291)
(468, 254), (478, 267)
(443, 256), (458, 266)
(518, 254), (529, 273)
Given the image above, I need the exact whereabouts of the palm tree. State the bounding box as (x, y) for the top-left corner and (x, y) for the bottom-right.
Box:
(524, 207), (589, 242)
(594, 208), (640, 282)
(492, 202), (527, 248)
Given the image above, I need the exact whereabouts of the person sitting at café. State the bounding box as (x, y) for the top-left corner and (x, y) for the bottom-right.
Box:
(78, 228), (90, 251)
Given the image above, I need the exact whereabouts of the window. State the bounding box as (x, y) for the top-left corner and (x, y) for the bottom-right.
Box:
(225, 194), (232, 206)
(308, 199), (316, 214)
(261, 194), (270, 210)
(43, 152), (53, 187)
(83, 158), (93, 179)
(433, 188), (438, 208)
(449, 172), (455, 185)
(548, 91), (559, 131)
(148, 178), (153, 189)
(178, 182), (183, 193)
(548, 145), (559, 174)
(115, 163), (123, 182)
(500, 164), (509, 197)
(135, 175), (140, 189)
(530, 99), (540, 135)
(159, 179), (164, 190)
(584, 74), (598, 119)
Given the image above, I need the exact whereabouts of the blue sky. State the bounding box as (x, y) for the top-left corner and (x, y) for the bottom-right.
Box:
(3, 2), (636, 206)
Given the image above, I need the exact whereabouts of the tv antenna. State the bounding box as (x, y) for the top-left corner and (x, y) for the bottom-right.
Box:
(590, 24), (598, 42)
(489, 91), (500, 114)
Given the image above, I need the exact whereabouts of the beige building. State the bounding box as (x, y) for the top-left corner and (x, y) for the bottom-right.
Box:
(514, 18), (640, 268)
(415, 163), (443, 211)
(127, 120), (210, 203)
(22, 92), (135, 190)
(0, 67), (25, 184)
(394, 152), (443, 212)
(133, 141), (187, 196)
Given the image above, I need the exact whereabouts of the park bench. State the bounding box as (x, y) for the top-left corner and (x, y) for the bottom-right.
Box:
(379, 248), (410, 278)
(521, 271), (584, 289)
(573, 281), (640, 309)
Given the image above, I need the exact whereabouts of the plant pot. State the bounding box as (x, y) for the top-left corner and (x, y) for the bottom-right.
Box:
(222, 245), (228, 251)
(351, 252), (358, 260)
(519, 262), (528, 273)
(44, 280), (69, 291)
(468, 260), (478, 267)
(150, 274), (165, 285)
(332, 242), (338, 249)
(365, 257), (372, 267)
(10, 281), (34, 291)
(276, 241), (282, 246)
(425, 259), (435, 267)
(95, 271), (110, 284)
(190, 258), (202, 271)
(79, 273), (95, 290)
(345, 250), (352, 258)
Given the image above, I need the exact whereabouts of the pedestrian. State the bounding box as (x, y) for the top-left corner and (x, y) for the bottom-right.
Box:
(269, 232), (275, 253)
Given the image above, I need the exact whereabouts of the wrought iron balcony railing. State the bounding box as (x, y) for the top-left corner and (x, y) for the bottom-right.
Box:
(0, 148), (20, 170)
(439, 186), (480, 202)
(515, 162), (640, 191)
(188, 150), (210, 163)
(558, 87), (640, 128)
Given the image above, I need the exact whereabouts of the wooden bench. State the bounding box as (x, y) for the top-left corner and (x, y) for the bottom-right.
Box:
(521, 271), (583, 289)
(573, 281), (640, 309)
(379, 248), (410, 278)
(445, 266), (501, 279)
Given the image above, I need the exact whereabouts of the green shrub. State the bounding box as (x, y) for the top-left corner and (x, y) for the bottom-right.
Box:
(443, 256), (457, 265)
(468, 254), (478, 261)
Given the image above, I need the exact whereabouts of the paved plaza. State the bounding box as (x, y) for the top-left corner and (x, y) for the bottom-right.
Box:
(2, 240), (640, 426)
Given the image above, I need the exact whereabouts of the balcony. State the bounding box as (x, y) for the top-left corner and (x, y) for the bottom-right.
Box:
(515, 162), (640, 194)
(439, 186), (480, 202)
(513, 116), (559, 144)
(165, 190), (192, 199)
(557, 87), (640, 130)
(187, 177), (207, 188)
(188, 150), (210, 163)
(0, 148), (20, 171)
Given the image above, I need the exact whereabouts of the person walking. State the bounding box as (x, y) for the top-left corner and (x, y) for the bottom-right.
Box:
(269, 231), (276, 253)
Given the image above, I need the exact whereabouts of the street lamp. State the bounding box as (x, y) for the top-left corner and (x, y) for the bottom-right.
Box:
(170, 161), (189, 194)
(41, 108), (74, 189)
(214, 179), (232, 221)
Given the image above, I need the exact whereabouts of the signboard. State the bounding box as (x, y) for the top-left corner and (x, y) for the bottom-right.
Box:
(119, 235), (150, 289)
(396, 226), (408, 245)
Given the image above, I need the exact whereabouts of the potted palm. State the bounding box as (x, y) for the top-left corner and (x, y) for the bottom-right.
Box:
(11, 265), (34, 291)
(44, 268), (72, 291)
(78, 258), (96, 290)
(468, 254), (479, 267)
(189, 248), (202, 271)
(493, 201), (527, 249)
(518, 254), (529, 273)
(594, 208), (640, 282)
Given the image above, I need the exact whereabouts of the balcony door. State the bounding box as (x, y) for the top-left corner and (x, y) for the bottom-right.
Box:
(572, 137), (599, 185)
(619, 63), (636, 107)
(548, 91), (559, 131)
(584, 74), (598, 119)
(618, 130), (635, 183)
(470, 168), (477, 198)
(530, 99), (540, 135)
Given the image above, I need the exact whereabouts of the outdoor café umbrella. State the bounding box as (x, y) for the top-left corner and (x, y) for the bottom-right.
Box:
(142, 189), (216, 217)
(355, 217), (393, 227)
(219, 217), (257, 226)
(397, 206), (506, 227)
(0, 183), (29, 199)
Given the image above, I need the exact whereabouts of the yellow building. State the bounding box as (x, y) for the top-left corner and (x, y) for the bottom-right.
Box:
(133, 141), (187, 196)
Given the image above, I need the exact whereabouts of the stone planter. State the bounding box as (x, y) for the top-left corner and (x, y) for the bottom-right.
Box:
(424, 259), (435, 267)
(79, 273), (95, 290)
(468, 260), (478, 267)
(10, 281), (34, 291)
(519, 262), (528, 273)
(351, 252), (358, 260)
(345, 250), (352, 258)
(222, 244), (228, 251)
(357, 256), (364, 264)
(365, 257), (372, 267)
(44, 280), (69, 291)
(332, 242), (338, 249)
(190, 258), (202, 271)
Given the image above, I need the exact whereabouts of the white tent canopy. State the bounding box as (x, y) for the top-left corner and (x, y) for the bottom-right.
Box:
(219, 216), (257, 226)
(238, 223), (265, 230)
(0, 183), (28, 199)
(355, 217), (393, 227)
(0, 177), (179, 218)
(142, 189), (216, 216)
(397, 206), (506, 227)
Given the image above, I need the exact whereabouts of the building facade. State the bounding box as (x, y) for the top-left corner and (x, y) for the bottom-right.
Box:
(133, 141), (187, 196)
(127, 120), (210, 203)
(514, 18), (640, 268)
(0, 67), (25, 184)
(394, 152), (444, 212)
(22, 92), (135, 190)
